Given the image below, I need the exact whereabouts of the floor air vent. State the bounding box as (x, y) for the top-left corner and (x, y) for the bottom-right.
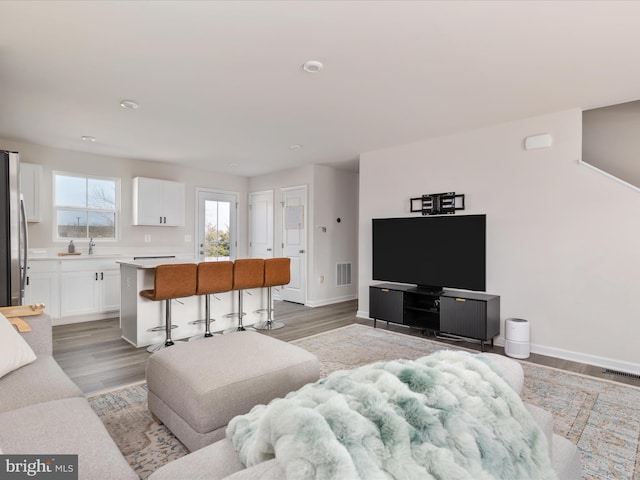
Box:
(603, 369), (640, 380)
(336, 262), (352, 286)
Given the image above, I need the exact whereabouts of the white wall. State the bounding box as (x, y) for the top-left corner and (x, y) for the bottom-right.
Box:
(249, 164), (359, 306)
(358, 109), (640, 374)
(1, 137), (250, 257)
(309, 165), (358, 306)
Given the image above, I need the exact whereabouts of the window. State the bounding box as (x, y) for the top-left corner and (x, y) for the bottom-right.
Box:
(54, 173), (119, 240)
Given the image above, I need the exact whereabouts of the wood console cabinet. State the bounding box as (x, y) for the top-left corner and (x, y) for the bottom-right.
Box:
(369, 283), (500, 351)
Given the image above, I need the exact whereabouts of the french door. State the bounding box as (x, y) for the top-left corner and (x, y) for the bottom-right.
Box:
(196, 189), (237, 262)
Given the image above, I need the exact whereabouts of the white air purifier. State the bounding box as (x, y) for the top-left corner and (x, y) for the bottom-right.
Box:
(505, 318), (530, 359)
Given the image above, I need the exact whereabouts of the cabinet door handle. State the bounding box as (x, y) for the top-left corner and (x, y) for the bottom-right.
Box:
(455, 298), (466, 302)
(101, 272), (104, 280)
(95, 273), (98, 281)
(381, 289), (389, 293)
(160, 216), (163, 224)
(163, 216), (167, 224)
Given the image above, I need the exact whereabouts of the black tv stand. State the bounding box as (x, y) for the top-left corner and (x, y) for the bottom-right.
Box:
(369, 283), (500, 352)
(414, 286), (444, 295)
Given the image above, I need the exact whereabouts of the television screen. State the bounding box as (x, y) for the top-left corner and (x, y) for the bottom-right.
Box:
(372, 214), (486, 292)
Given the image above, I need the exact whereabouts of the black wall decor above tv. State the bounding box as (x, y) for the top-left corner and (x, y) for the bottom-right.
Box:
(372, 214), (486, 293)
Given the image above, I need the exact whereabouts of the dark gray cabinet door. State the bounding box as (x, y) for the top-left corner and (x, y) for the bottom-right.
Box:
(369, 286), (404, 324)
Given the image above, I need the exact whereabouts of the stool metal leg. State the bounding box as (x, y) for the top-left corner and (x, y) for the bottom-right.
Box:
(189, 294), (221, 341)
(224, 290), (256, 333)
(255, 287), (284, 330)
(147, 299), (178, 353)
(164, 299), (175, 346)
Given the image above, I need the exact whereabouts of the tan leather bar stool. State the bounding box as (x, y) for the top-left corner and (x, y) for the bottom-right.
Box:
(189, 261), (233, 341)
(224, 258), (264, 333)
(255, 257), (290, 330)
(140, 263), (197, 353)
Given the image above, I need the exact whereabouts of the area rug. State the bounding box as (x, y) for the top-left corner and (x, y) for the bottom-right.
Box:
(87, 324), (640, 480)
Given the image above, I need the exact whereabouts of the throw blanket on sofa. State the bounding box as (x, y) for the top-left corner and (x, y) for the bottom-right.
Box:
(227, 350), (557, 480)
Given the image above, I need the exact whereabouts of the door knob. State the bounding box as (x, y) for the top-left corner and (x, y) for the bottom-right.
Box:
(299, 249), (305, 254)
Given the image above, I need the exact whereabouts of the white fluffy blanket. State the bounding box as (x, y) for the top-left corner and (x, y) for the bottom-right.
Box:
(227, 350), (557, 480)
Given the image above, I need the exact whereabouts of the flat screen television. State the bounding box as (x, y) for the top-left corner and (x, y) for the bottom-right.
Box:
(372, 214), (486, 293)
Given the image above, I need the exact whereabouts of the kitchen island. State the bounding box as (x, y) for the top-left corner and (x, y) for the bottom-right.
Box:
(118, 258), (267, 348)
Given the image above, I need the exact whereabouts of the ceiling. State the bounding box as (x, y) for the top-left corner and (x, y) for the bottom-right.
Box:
(2, 1), (640, 177)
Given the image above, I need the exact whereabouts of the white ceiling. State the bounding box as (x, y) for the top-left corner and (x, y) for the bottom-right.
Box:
(2, 1), (640, 177)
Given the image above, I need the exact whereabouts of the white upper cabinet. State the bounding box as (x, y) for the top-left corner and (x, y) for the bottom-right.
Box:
(20, 162), (42, 222)
(132, 177), (185, 226)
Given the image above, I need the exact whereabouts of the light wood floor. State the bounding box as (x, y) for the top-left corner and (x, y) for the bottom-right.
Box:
(52, 300), (640, 394)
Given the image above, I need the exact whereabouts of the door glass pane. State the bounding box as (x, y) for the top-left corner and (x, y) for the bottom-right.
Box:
(204, 200), (231, 261)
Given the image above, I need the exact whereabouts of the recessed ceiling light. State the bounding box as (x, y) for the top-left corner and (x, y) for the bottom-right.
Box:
(289, 144), (304, 150)
(81, 136), (96, 142)
(302, 61), (323, 73)
(120, 100), (139, 109)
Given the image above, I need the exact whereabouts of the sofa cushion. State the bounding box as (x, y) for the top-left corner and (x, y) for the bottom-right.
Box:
(525, 403), (554, 459)
(148, 438), (244, 480)
(0, 355), (82, 413)
(224, 459), (283, 480)
(19, 312), (53, 356)
(552, 434), (582, 480)
(477, 352), (524, 394)
(0, 397), (137, 480)
(0, 312), (37, 379)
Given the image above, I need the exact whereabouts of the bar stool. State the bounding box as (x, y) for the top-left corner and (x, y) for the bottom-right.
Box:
(255, 257), (290, 330)
(224, 258), (264, 333)
(140, 263), (197, 353)
(189, 261), (233, 341)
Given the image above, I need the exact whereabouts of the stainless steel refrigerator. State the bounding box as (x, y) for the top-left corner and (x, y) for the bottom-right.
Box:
(0, 150), (28, 306)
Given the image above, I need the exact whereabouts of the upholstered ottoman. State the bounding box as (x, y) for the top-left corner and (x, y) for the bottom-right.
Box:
(146, 331), (321, 452)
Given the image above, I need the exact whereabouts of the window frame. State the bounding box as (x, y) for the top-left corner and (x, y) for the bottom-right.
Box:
(52, 171), (121, 243)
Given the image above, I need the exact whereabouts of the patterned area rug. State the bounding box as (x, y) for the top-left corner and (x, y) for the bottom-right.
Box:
(87, 324), (640, 480)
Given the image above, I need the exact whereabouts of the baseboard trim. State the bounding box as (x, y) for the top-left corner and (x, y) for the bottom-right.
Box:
(529, 342), (640, 376)
(357, 311), (640, 376)
(306, 294), (357, 308)
(53, 310), (119, 326)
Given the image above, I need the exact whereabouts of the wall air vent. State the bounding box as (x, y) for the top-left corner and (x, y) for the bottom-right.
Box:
(603, 369), (640, 380)
(336, 263), (352, 287)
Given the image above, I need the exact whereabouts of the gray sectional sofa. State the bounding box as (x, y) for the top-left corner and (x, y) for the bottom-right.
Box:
(1, 313), (581, 480)
(149, 352), (582, 480)
(0, 313), (138, 480)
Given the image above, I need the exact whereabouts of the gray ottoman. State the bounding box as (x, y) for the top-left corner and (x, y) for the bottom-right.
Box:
(146, 331), (321, 452)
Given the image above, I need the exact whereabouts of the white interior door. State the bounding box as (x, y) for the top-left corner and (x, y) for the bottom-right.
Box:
(281, 185), (307, 304)
(196, 189), (237, 262)
(249, 190), (274, 259)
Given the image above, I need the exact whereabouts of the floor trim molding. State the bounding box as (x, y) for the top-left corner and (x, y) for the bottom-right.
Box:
(357, 311), (640, 376)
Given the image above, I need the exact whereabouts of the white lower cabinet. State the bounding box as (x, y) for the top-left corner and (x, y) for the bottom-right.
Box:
(25, 261), (60, 319)
(101, 269), (121, 312)
(60, 260), (120, 318)
(28, 258), (122, 324)
(60, 271), (102, 317)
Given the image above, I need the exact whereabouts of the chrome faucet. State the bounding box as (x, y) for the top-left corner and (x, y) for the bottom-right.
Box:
(88, 238), (96, 255)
